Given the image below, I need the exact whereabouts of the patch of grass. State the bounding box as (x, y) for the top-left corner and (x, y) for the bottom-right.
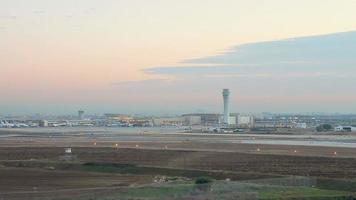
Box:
(79, 162), (278, 181)
(257, 186), (352, 200)
(125, 184), (195, 198)
(81, 163), (139, 174)
(118, 182), (355, 200)
(316, 178), (356, 192)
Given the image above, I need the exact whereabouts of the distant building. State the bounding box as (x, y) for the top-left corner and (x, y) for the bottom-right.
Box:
(295, 123), (307, 129)
(130, 118), (153, 127)
(183, 115), (202, 126)
(335, 126), (343, 132)
(237, 115), (254, 128)
(78, 110), (84, 120)
(39, 120), (49, 127)
(153, 117), (184, 126)
(335, 126), (356, 132)
(228, 116), (237, 126)
(182, 114), (221, 126)
(105, 114), (133, 122)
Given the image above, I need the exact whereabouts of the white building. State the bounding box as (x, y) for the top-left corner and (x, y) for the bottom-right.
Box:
(218, 115), (237, 126)
(39, 120), (49, 127)
(335, 126), (356, 132)
(183, 115), (202, 126)
(183, 114), (221, 126)
(295, 123), (307, 129)
(237, 115), (254, 128)
(153, 117), (185, 126)
(228, 116), (237, 125)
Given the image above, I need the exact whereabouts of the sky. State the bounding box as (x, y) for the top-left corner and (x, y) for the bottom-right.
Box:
(1, 0), (356, 115)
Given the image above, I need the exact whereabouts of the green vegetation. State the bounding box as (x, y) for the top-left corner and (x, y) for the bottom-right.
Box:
(195, 176), (213, 184)
(79, 162), (278, 180)
(316, 124), (334, 132)
(316, 178), (356, 192)
(107, 182), (355, 200)
(257, 186), (350, 199)
(125, 184), (195, 199)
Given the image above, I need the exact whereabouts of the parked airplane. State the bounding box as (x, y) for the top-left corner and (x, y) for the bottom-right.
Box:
(0, 120), (29, 128)
(0, 120), (14, 128)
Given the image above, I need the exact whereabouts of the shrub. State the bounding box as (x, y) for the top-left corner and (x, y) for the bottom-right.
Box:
(195, 176), (213, 184)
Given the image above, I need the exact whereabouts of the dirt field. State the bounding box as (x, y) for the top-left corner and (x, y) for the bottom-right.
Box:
(1, 129), (356, 199)
(1, 146), (356, 178)
(0, 167), (152, 200)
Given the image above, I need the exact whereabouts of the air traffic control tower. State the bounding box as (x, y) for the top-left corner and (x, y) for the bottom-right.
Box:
(222, 89), (230, 125)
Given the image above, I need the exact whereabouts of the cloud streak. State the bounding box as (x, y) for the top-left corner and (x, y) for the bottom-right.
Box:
(145, 31), (356, 79)
(183, 31), (356, 65)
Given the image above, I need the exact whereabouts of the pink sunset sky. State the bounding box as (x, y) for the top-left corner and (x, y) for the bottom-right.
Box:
(1, 0), (356, 114)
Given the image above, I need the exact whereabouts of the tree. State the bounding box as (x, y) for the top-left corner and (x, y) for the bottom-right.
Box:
(316, 124), (333, 132)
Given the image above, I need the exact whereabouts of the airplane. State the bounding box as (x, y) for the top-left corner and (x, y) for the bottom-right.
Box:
(0, 120), (15, 128)
(13, 123), (29, 128)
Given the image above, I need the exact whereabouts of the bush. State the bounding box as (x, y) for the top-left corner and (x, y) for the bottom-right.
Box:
(195, 176), (213, 184)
